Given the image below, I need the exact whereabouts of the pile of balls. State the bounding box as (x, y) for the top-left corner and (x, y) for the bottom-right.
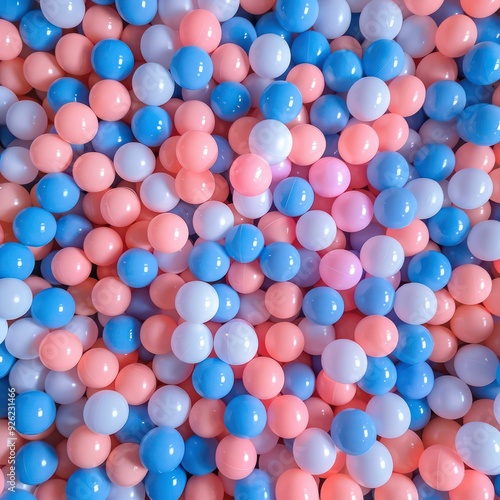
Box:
(0, 0), (500, 498)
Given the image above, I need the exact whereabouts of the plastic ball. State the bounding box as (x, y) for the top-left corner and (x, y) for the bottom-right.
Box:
(175, 281), (219, 323)
(229, 153), (272, 196)
(418, 444), (465, 492)
(467, 220), (500, 261)
(145, 467), (186, 500)
(447, 168), (493, 210)
(188, 241), (230, 282)
(0, 242), (35, 280)
(0, 147), (38, 185)
(394, 323), (434, 365)
(330, 409), (377, 456)
(15, 390), (56, 435)
(192, 357), (234, 399)
(347, 76), (390, 121)
(302, 286), (344, 325)
(181, 435), (217, 476)
(16, 441), (58, 485)
(457, 103), (500, 147)
(358, 355), (397, 395)
(366, 392), (411, 439)
(322, 50), (363, 92)
(291, 30), (330, 66)
(396, 361), (435, 399)
(427, 207), (470, 247)
(213, 319), (258, 365)
(148, 384), (191, 428)
(249, 33), (291, 79)
(91, 39), (134, 81)
(131, 105), (172, 147)
(309, 95), (349, 135)
(454, 344), (498, 387)
(83, 390), (129, 435)
(31, 287), (75, 329)
(234, 469), (274, 500)
(12, 207), (56, 247)
(338, 122), (379, 165)
(210, 82), (251, 122)
(259, 81), (302, 124)
(296, 210), (337, 251)
(359, 0), (403, 41)
(308, 157), (350, 198)
(170, 46), (213, 90)
(66, 467), (111, 500)
(260, 242), (301, 282)
(117, 249), (158, 288)
(462, 41), (500, 86)
(367, 151), (409, 191)
(394, 283), (437, 325)
(273, 177), (315, 217)
(138, 426), (185, 473)
(224, 394), (267, 439)
(282, 362), (315, 400)
(215, 435), (257, 480)
(360, 235), (405, 278)
(232, 189), (273, 219)
(321, 339), (367, 383)
(220, 16), (257, 52)
(103, 315), (141, 355)
(407, 250), (452, 291)
(248, 119), (293, 165)
(354, 277), (395, 316)
(19, 9), (62, 51)
(374, 187), (417, 229)
(171, 322), (213, 364)
(224, 224), (265, 263)
(426, 374), (473, 421)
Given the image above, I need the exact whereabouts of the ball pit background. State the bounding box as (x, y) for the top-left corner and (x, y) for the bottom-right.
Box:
(0, 0), (500, 498)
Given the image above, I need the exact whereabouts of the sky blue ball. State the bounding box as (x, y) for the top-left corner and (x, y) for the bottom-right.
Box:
(31, 287), (75, 328)
(188, 241), (230, 282)
(291, 30), (330, 67)
(91, 39), (135, 81)
(358, 356), (397, 395)
(140, 426), (185, 473)
(330, 409), (377, 456)
(19, 9), (62, 51)
(224, 394), (267, 438)
(13, 207), (57, 247)
(221, 17), (257, 53)
(413, 143), (455, 180)
(117, 248), (158, 288)
(224, 223), (265, 263)
(374, 187), (417, 229)
(456, 103), (500, 146)
(103, 315), (141, 355)
(211, 82), (251, 122)
(92, 120), (134, 158)
(210, 135), (234, 174)
(0, 0), (34, 22)
(55, 214), (93, 249)
(396, 361), (434, 400)
(0, 242), (35, 280)
(181, 435), (218, 476)
(427, 207), (470, 246)
(475, 15), (500, 44)
(170, 46), (213, 91)
(354, 277), (395, 316)
(407, 250), (452, 290)
(36, 173), (80, 214)
(302, 286), (344, 325)
(40, 251), (59, 285)
(145, 467), (186, 500)
(131, 106), (172, 147)
(0, 342), (16, 378)
(260, 81), (303, 123)
(255, 11), (293, 44)
(15, 390), (56, 435)
(423, 80), (466, 121)
(323, 50), (362, 92)
(462, 41), (500, 85)
(310, 94), (349, 135)
(275, 0), (319, 33)
(234, 469), (274, 500)
(47, 77), (90, 113)
(405, 397), (431, 431)
(115, 0), (157, 25)
(192, 357), (234, 399)
(115, 403), (155, 444)
(66, 467), (110, 500)
(394, 324), (434, 365)
(17, 441), (58, 485)
(413, 473), (449, 500)
(367, 151), (409, 191)
(273, 177), (314, 216)
(260, 242), (301, 282)
(362, 39), (405, 81)
(282, 362), (315, 400)
(459, 78), (494, 107)
(212, 283), (240, 323)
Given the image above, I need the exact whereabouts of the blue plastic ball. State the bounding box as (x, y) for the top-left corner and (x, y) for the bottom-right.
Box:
(330, 409), (377, 456)
(255, 12), (293, 44)
(259, 242), (301, 282)
(92, 120), (134, 158)
(0, 242), (35, 280)
(115, 0), (157, 25)
(66, 467), (110, 500)
(91, 39), (135, 81)
(192, 357), (234, 399)
(19, 9), (62, 51)
(413, 143), (455, 180)
(17, 441), (58, 485)
(407, 250), (452, 290)
(441, 239), (481, 268)
(374, 187), (417, 229)
(462, 41), (500, 85)
(273, 177), (314, 216)
(212, 283), (240, 323)
(394, 324), (434, 365)
(234, 469), (274, 500)
(36, 173), (80, 214)
(31, 287), (75, 329)
(367, 151), (409, 191)
(39, 251), (59, 285)
(131, 105), (172, 147)
(115, 403), (155, 444)
(188, 241), (230, 282)
(117, 248), (159, 288)
(15, 390), (56, 435)
(181, 435), (218, 476)
(47, 77), (90, 113)
(404, 397), (431, 431)
(224, 224), (265, 263)
(0, 342), (16, 378)
(224, 394), (267, 439)
(302, 286), (344, 325)
(55, 214), (93, 249)
(145, 467), (186, 500)
(459, 78), (494, 107)
(423, 80), (466, 121)
(427, 207), (470, 246)
(221, 17), (257, 52)
(322, 50), (362, 92)
(139, 426), (185, 473)
(362, 39), (405, 81)
(211, 82), (251, 122)
(0, 491), (36, 500)
(222, 379), (249, 405)
(396, 361), (435, 400)
(170, 46), (213, 91)
(309, 95), (349, 135)
(413, 473), (449, 500)
(290, 248), (321, 288)
(282, 362), (315, 400)
(12, 207), (57, 247)
(210, 135), (235, 174)
(275, 0), (319, 33)
(0, 0), (34, 22)
(456, 103), (500, 146)
(103, 315), (141, 355)
(358, 356), (397, 395)
(259, 81), (303, 123)
(291, 30), (330, 67)
(475, 15), (500, 44)
(354, 277), (395, 316)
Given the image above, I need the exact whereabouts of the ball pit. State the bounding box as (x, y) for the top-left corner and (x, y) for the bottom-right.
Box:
(0, 0), (500, 498)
